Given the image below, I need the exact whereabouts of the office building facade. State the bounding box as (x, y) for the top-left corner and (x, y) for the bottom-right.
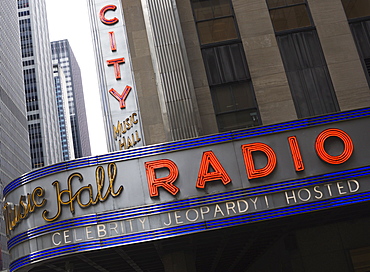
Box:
(4, 0), (370, 271)
(51, 40), (91, 159)
(1, 0), (31, 270)
(18, 0), (63, 168)
(52, 63), (75, 161)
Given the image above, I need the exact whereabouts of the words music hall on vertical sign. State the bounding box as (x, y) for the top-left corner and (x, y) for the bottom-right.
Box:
(100, 4), (141, 150)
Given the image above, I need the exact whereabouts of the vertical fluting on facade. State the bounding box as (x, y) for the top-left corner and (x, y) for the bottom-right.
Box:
(141, 0), (201, 141)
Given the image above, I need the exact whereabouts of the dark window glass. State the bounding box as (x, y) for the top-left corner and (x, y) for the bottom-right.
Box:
(20, 19), (34, 57)
(267, 0), (305, 9)
(24, 69), (39, 111)
(212, 81), (256, 111)
(17, 0), (29, 8)
(197, 17), (238, 44)
(18, 10), (30, 17)
(202, 43), (249, 85)
(349, 20), (370, 86)
(342, 0), (370, 19)
(277, 31), (339, 117)
(211, 81), (259, 131)
(28, 123), (44, 169)
(341, 1), (370, 86)
(23, 60), (35, 67)
(27, 114), (40, 121)
(270, 5), (311, 32)
(191, 0), (238, 45)
(267, 0), (312, 32)
(192, 0), (233, 20)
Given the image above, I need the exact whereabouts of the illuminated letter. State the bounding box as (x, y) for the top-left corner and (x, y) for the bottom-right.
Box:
(241, 143), (277, 179)
(315, 128), (353, 164)
(52, 232), (62, 246)
(113, 121), (123, 140)
(100, 5), (119, 25)
(145, 159), (179, 197)
(107, 57), (125, 80)
(288, 136), (304, 171)
(109, 31), (117, 51)
(348, 179), (359, 192)
(109, 85), (132, 109)
(196, 151), (231, 188)
(97, 224), (107, 238)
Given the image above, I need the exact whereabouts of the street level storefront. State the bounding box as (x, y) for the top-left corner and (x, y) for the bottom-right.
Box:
(4, 108), (370, 272)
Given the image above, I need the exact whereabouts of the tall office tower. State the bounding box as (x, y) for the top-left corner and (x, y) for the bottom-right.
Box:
(51, 40), (91, 159)
(53, 63), (75, 161)
(1, 0), (31, 269)
(18, 0), (63, 168)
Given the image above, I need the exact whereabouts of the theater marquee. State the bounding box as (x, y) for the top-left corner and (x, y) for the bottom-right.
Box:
(4, 108), (370, 272)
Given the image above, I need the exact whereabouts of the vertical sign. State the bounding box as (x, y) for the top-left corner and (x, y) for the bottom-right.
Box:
(91, 0), (144, 152)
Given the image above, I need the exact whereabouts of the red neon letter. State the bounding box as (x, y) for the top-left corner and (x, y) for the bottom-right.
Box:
(196, 151), (231, 189)
(107, 58), (125, 80)
(100, 5), (119, 25)
(109, 86), (132, 109)
(288, 136), (304, 171)
(315, 128), (353, 164)
(145, 159), (179, 197)
(109, 31), (117, 51)
(241, 143), (277, 180)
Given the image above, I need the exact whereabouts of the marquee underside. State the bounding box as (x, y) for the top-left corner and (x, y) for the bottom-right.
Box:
(27, 202), (370, 272)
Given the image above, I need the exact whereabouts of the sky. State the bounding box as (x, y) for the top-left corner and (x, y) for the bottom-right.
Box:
(44, 0), (108, 155)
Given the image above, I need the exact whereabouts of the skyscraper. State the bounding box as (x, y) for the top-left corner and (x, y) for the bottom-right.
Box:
(51, 40), (91, 159)
(1, 0), (31, 269)
(53, 63), (75, 161)
(18, 0), (63, 168)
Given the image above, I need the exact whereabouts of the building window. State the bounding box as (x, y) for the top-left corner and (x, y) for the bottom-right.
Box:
(191, 0), (238, 45)
(28, 123), (44, 169)
(191, 0), (260, 132)
(19, 19), (34, 58)
(17, 0), (29, 9)
(267, 0), (339, 118)
(268, 0), (313, 32)
(211, 81), (259, 131)
(24, 69), (39, 111)
(202, 43), (249, 85)
(18, 10), (30, 17)
(341, 0), (370, 86)
(27, 114), (40, 121)
(342, 0), (370, 20)
(22, 60), (34, 67)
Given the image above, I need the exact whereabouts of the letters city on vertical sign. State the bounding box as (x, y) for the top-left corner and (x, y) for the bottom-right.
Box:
(97, 2), (143, 151)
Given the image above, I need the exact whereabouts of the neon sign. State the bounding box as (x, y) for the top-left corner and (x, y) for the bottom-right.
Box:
(4, 163), (123, 233)
(4, 127), (353, 233)
(95, 2), (143, 151)
(144, 128), (354, 196)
